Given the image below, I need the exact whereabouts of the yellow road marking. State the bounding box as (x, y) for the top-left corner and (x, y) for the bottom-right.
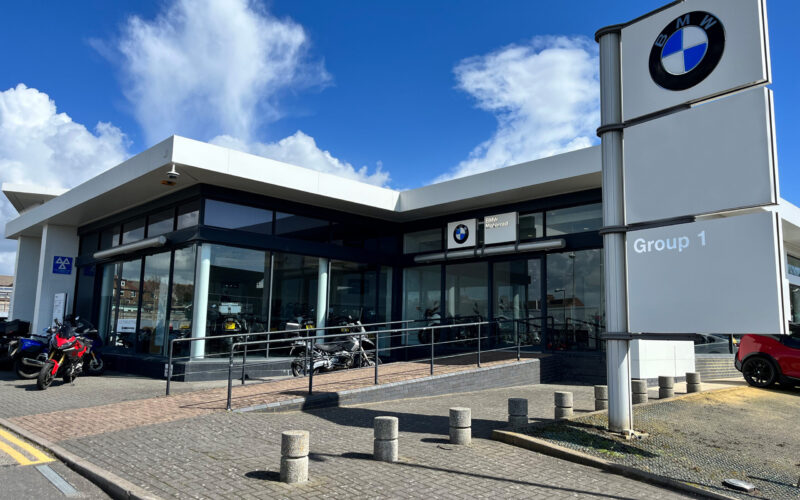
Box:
(0, 429), (54, 466)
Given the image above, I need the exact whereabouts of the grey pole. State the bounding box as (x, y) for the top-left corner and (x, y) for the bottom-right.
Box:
(597, 26), (633, 434)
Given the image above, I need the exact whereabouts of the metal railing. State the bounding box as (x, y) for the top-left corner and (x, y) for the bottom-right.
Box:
(165, 319), (415, 395)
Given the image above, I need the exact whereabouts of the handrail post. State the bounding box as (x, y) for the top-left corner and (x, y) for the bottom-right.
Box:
(374, 331), (379, 385)
(166, 339), (174, 396)
(477, 324), (481, 368)
(430, 328), (434, 376)
(226, 342), (235, 411)
(307, 338), (313, 395)
(240, 336), (248, 385)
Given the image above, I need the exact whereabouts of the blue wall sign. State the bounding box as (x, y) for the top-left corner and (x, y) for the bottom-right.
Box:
(52, 256), (73, 275)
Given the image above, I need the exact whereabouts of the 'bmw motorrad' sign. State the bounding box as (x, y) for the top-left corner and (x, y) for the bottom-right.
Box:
(621, 0), (770, 121)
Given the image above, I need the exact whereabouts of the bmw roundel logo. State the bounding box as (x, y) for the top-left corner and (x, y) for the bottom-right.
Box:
(649, 11), (725, 91)
(453, 224), (469, 244)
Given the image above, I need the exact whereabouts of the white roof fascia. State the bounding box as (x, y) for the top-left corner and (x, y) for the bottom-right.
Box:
(2, 183), (68, 214)
(396, 146), (601, 218)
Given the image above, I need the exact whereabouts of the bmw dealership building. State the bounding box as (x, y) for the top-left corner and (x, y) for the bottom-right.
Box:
(3, 134), (800, 379)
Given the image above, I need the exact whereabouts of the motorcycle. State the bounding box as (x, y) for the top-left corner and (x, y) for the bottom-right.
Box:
(35, 318), (103, 390)
(13, 330), (52, 379)
(289, 318), (378, 377)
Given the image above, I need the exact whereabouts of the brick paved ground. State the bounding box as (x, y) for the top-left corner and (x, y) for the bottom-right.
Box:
(56, 383), (693, 499)
(4, 354), (528, 442)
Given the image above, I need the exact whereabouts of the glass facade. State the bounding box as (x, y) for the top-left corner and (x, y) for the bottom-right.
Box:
(77, 188), (604, 364)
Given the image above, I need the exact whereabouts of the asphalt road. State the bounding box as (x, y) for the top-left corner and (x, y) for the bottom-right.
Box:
(0, 427), (109, 499)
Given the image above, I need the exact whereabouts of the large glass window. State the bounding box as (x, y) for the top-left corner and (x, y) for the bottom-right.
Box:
(101, 259), (142, 351)
(177, 200), (200, 230)
(493, 259), (542, 347)
(519, 212), (543, 241)
(402, 265), (441, 345)
(270, 253), (319, 330)
(205, 200), (273, 234)
(445, 262), (488, 322)
(139, 252), (171, 355)
(98, 262), (120, 342)
(403, 229), (442, 254)
(328, 261), (378, 324)
(74, 266), (97, 322)
(546, 203), (603, 236)
(206, 245), (270, 351)
(788, 255), (800, 278)
(79, 233), (99, 256)
(147, 208), (175, 237)
(100, 226), (120, 249)
(790, 284), (800, 324)
(275, 212), (329, 242)
(122, 218), (146, 245)
(546, 249), (604, 350)
(169, 247), (196, 350)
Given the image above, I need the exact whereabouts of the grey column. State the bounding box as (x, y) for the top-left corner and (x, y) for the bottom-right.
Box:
(190, 244), (211, 359)
(597, 28), (633, 433)
(316, 258), (329, 329)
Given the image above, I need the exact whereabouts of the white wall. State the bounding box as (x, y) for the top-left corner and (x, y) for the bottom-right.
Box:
(630, 339), (695, 379)
(9, 235), (42, 322)
(31, 224), (79, 333)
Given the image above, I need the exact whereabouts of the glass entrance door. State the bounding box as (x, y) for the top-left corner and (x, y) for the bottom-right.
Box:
(493, 258), (543, 349)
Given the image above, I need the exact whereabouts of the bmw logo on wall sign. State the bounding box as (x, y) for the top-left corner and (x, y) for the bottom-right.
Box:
(649, 11), (725, 91)
(453, 224), (469, 244)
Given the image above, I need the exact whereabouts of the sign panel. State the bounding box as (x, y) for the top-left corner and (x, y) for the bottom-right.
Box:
(621, 0), (770, 121)
(52, 293), (66, 323)
(484, 212), (517, 245)
(52, 256), (73, 275)
(447, 219), (476, 249)
(627, 211), (786, 334)
(625, 87), (777, 224)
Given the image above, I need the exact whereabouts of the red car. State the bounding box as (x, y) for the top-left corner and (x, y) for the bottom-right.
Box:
(735, 333), (800, 387)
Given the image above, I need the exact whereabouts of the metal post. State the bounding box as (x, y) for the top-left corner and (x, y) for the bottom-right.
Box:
(477, 324), (481, 368)
(226, 343), (235, 411)
(597, 26), (633, 434)
(241, 340), (248, 385)
(517, 323), (521, 361)
(374, 331), (379, 385)
(430, 328), (434, 376)
(307, 338), (314, 395)
(166, 339), (174, 396)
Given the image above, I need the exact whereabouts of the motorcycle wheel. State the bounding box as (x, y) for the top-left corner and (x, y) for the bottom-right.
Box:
(85, 355), (105, 375)
(290, 360), (318, 377)
(36, 362), (55, 390)
(14, 357), (41, 380)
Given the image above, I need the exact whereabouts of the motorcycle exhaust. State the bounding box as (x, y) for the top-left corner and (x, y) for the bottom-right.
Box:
(21, 357), (46, 368)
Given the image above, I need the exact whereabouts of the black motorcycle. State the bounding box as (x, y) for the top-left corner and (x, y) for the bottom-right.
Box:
(289, 319), (378, 376)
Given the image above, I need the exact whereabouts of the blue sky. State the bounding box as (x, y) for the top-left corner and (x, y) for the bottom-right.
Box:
(0, 0), (798, 272)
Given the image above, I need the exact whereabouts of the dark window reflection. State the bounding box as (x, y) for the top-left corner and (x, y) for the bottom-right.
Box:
(122, 218), (145, 244)
(147, 208), (175, 237)
(177, 200), (200, 230)
(275, 212), (329, 242)
(546, 204), (602, 236)
(205, 200), (273, 234)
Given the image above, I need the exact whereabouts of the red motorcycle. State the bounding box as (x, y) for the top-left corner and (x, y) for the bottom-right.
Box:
(36, 319), (94, 390)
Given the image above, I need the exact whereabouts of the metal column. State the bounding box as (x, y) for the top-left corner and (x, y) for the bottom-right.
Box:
(597, 27), (633, 434)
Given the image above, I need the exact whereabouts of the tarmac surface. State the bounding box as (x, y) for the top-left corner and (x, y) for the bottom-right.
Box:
(0, 365), (698, 499)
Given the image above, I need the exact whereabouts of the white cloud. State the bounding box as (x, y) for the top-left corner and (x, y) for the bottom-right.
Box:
(435, 36), (600, 183)
(103, 0), (388, 187)
(211, 132), (390, 186)
(110, 0), (330, 146)
(0, 84), (129, 275)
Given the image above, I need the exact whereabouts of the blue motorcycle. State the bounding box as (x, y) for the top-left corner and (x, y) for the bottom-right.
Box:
(14, 332), (51, 379)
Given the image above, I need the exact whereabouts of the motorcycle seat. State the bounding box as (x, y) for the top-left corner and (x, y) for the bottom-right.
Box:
(315, 342), (344, 353)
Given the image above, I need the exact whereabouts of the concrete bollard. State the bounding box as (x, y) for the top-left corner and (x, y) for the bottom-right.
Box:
(594, 385), (608, 411)
(449, 407), (471, 445)
(658, 376), (675, 399)
(554, 391), (573, 420)
(686, 372), (702, 393)
(508, 398), (529, 428)
(280, 430), (309, 484)
(632, 379), (649, 405)
(374, 416), (398, 462)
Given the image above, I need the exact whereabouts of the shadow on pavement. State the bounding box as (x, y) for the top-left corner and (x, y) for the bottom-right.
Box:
(305, 451), (645, 500)
(244, 470), (280, 482)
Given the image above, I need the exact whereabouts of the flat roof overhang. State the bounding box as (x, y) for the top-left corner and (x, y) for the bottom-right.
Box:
(3, 136), (603, 239)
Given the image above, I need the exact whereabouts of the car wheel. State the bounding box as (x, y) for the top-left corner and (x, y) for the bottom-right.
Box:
(742, 356), (778, 388)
